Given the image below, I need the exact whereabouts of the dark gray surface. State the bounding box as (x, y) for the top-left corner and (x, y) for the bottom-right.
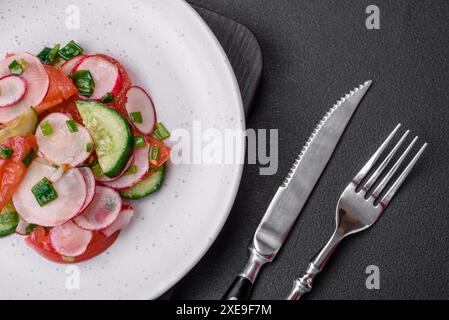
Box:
(173, 0), (449, 300)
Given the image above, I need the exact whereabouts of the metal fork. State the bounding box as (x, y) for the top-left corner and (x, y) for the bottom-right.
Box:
(286, 124), (428, 300)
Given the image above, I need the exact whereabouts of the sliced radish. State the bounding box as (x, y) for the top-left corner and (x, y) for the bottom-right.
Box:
(15, 218), (30, 236)
(95, 154), (134, 183)
(125, 86), (157, 134)
(50, 221), (93, 257)
(36, 113), (93, 167)
(100, 206), (134, 237)
(61, 55), (85, 76)
(73, 186), (122, 231)
(0, 52), (49, 123)
(103, 144), (150, 190)
(79, 167), (96, 212)
(0, 75), (27, 108)
(73, 55), (121, 100)
(12, 160), (87, 227)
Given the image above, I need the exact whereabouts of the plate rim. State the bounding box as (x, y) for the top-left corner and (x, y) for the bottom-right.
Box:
(151, 0), (246, 299)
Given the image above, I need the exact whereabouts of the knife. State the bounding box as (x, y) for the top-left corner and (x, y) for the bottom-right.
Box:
(222, 80), (373, 300)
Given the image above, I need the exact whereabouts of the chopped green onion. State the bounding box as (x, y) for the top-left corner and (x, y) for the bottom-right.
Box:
(70, 70), (95, 97)
(22, 149), (36, 168)
(101, 92), (114, 103)
(66, 120), (78, 133)
(149, 146), (160, 162)
(91, 161), (104, 178)
(62, 256), (76, 262)
(40, 121), (53, 136)
(86, 143), (93, 153)
(0, 147), (13, 160)
(58, 40), (84, 60)
(31, 178), (58, 207)
(37, 44), (60, 65)
(129, 111), (143, 123)
(134, 135), (146, 148)
(153, 122), (170, 140)
(126, 165), (137, 175)
(46, 44), (60, 64)
(17, 59), (29, 70)
(25, 223), (38, 235)
(37, 47), (51, 63)
(8, 60), (23, 75)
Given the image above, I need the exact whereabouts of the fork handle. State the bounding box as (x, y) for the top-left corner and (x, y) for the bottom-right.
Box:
(286, 230), (344, 300)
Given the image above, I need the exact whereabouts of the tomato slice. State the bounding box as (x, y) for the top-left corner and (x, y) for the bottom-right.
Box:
(35, 65), (78, 114)
(147, 137), (170, 167)
(0, 135), (37, 209)
(26, 226), (120, 264)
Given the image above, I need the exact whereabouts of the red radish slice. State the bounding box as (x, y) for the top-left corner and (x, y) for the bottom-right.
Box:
(95, 154), (134, 183)
(50, 221), (93, 257)
(15, 218), (29, 236)
(0, 52), (49, 123)
(103, 144), (150, 190)
(73, 55), (121, 100)
(12, 160), (87, 227)
(100, 206), (134, 237)
(36, 113), (93, 167)
(0, 75), (27, 108)
(61, 55), (85, 76)
(125, 86), (157, 134)
(73, 186), (121, 231)
(79, 167), (96, 212)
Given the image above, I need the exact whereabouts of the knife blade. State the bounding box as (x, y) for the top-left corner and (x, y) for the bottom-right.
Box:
(223, 80), (373, 300)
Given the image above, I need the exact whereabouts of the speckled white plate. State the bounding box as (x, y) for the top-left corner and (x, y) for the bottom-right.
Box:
(0, 0), (245, 299)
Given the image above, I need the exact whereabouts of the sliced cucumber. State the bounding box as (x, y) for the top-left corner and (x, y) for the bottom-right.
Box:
(0, 202), (19, 237)
(0, 107), (38, 143)
(76, 100), (133, 178)
(120, 164), (166, 200)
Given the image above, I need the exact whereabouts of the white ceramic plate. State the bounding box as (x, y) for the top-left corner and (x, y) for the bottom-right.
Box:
(0, 0), (245, 299)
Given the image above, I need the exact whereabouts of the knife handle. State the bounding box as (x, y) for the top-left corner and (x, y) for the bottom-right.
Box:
(222, 247), (270, 300)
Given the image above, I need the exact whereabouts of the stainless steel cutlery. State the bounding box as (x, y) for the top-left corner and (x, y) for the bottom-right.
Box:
(223, 81), (373, 300)
(286, 124), (427, 300)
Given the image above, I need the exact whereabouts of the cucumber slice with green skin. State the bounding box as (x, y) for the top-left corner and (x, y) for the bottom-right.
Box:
(76, 100), (133, 178)
(0, 107), (38, 143)
(0, 203), (19, 237)
(120, 164), (166, 200)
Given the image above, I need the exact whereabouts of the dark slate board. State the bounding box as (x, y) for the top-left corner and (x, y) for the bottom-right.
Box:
(172, 0), (449, 300)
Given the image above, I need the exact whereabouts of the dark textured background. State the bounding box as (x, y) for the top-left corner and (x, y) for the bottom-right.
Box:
(172, 0), (449, 300)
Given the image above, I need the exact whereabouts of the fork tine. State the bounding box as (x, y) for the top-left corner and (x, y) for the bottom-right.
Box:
(353, 124), (401, 185)
(362, 130), (410, 191)
(372, 136), (418, 198)
(380, 143), (428, 207)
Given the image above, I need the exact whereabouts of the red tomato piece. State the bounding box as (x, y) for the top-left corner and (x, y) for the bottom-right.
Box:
(148, 137), (170, 167)
(35, 65), (78, 114)
(26, 226), (120, 264)
(0, 135), (37, 209)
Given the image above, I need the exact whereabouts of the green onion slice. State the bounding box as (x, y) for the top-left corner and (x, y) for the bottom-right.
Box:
(40, 121), (53, 136)
(8, 60), (23, 75)
(58, 40), (84, 60)
(129, 111), (143, 123)
(134, 136), (146, 148)
(70, 70), (95, 97)
(149, 146), (160, 161)
(22, 149), (36, 168)
(153, 122), (170, 140)
(66, 120), (78, 133)
(126, 165), (138, 175)
(101, 92), (114, 103)
(31, 178), (58, 207)
(0, 147), (13, 160)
